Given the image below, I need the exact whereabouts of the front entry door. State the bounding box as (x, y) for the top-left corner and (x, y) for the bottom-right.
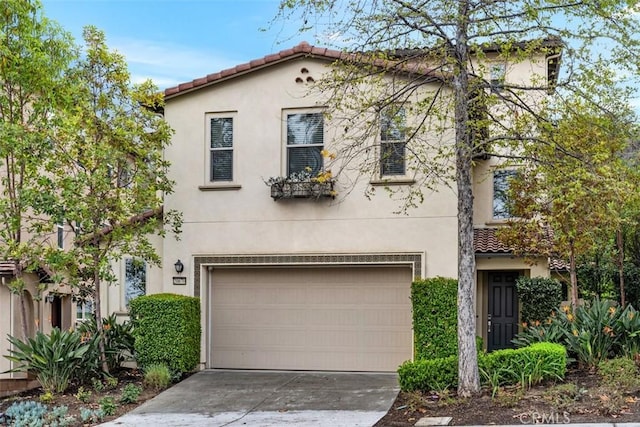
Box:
(488, 271), (519, 351)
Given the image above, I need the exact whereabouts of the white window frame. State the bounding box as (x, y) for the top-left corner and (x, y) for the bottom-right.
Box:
(379, 106), (407, 177)
(205, 112), (237, 185)
(492, 169), (517, 220)
(75, 299), (94, 326)
(282, 108), (325, 177)
(56, 221), (64, 249)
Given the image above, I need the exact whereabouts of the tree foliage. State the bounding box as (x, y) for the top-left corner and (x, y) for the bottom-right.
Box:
(48, 26), (180, 372)
(276, 0), (640, 395)
(499, 95), (639, 307)
(0, 0), (75, 338)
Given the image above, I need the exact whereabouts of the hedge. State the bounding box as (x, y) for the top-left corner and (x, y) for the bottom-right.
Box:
(516, 277), (563, 325)
(129, 293), (201, 373)
(398, 342), (567, 392)
(412, 277), (458, 359)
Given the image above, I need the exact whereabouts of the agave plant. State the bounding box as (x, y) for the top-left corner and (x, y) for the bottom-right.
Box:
(5, 328), (92, 393)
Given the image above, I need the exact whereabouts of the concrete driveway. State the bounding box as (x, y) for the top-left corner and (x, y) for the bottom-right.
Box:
(100, 370), (399, 427)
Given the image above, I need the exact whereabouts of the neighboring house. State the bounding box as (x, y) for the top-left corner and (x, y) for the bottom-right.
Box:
(114, 40), (562, 373)
(0, 229), (75, 378)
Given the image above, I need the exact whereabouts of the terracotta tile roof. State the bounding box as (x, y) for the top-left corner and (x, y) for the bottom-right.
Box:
(549, 258), (569, 272)
(0, 261), (15, 276)
(164, 41), (442, 99)
(474, 228), (511, 254)
(165, 42), (346, 99)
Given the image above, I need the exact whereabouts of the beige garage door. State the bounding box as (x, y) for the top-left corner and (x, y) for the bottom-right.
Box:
(209, 266), (413, 372)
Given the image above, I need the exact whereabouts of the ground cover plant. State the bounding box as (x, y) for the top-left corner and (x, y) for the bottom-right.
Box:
(0, 367), (172, 426)
(0, 310), (187, 426)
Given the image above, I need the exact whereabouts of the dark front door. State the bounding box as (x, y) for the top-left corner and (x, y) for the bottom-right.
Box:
(51, 296), (62, 329)
(488, 271), (519, 351)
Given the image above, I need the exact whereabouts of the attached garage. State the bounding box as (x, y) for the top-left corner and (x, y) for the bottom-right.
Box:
(208, 265), (413, 372)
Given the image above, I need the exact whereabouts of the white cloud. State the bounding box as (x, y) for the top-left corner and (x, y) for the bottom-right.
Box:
(110, 37), (242, 89)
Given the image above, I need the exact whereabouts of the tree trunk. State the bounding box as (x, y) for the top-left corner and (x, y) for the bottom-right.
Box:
(93, 255), (109, 374)
(616, 228), (626, 307)
(569, 241), (579, 308)
(454, 0), (480, 397)
(15, 264), (29, 341)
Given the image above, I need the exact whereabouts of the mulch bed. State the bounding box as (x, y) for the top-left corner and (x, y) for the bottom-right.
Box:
(375, 368), (640, 426)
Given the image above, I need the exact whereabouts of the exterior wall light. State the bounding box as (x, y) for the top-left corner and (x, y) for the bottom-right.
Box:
(174, 259), (184, 274)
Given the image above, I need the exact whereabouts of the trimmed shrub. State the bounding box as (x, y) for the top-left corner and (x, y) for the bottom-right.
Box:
(412, 277), (458, 359)
(130, 293), (201, 373)
(398, 342), (566, 392)
(516, 276), (563, 325)
(398, 355), (458, 392)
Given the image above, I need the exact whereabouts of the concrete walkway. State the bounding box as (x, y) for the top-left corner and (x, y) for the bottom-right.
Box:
(100, 370), (399, 426)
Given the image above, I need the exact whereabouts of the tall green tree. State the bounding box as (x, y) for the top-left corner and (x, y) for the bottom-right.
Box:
(0, 0), (75, 339)
(499, 95), (639, 308)
(276, 0), (640, 395)
(53, 26), (180, 373)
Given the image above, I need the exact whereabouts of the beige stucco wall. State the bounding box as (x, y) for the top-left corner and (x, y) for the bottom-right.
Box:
(0, 273), (43, 379)
(91, 49), (557, 364)
(104, 233), (164, 322)
(160, 56), (461, 299)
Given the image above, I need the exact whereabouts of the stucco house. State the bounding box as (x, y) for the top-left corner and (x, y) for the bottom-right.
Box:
(125, 41), (560, 372)
(0, 40), (562, 377)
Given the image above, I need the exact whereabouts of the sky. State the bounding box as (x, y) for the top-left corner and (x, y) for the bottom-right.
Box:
(42, 0), (309, 90)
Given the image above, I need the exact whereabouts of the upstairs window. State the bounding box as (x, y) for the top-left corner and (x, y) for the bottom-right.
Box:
(210, 117), (233, 181)
(286, 112), (324, 176)
(56, 221), (64, 249)
(493, 170), (517, 219)
(380, 106), (406, 176)
(490, 63), (506, 91)
(124, 258), (146, 307)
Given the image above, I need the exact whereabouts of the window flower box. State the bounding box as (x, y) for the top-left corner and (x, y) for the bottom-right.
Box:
(266, 172), (335, 201)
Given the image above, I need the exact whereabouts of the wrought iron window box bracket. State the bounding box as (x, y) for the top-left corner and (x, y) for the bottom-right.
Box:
(270, 180), (335, 201)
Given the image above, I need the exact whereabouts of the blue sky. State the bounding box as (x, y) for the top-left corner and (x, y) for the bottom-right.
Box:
(42, 0), (308, 89)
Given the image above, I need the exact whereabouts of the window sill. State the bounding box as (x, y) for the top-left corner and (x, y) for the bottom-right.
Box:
(370, 178), (415, 186)
(485, 219), (510, 226)
(198, 183), (242, 191)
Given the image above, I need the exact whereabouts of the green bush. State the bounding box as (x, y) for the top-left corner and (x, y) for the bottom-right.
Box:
(516, 276), (563, 325)
(5, 328), (92, 393)
(120, 383), (142, 404)
(398, 342), (566, 392)
(564, 298), (619, 367)
(398, 355), (458, 392)
(143, 363), (172, 390)
(130, 293), (201, 373)
(77, 313), (135, 372)
(615, 304), (640, 357)
(411, 277), (458, 359)
(598, 357), (640, 391)
(482, 342), (567, 388)
(513, 298), (640, 367)
(99, 396), (117, 416)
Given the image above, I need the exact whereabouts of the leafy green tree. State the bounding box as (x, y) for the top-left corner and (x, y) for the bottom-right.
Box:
(500, 96), (639, 308)
(276, 0), (640, 395)
(52, 26), (180, 373)
(0, 0), (75, 339)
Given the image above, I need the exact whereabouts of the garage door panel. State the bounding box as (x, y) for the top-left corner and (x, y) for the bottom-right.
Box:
(210, 266), (412, 372)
